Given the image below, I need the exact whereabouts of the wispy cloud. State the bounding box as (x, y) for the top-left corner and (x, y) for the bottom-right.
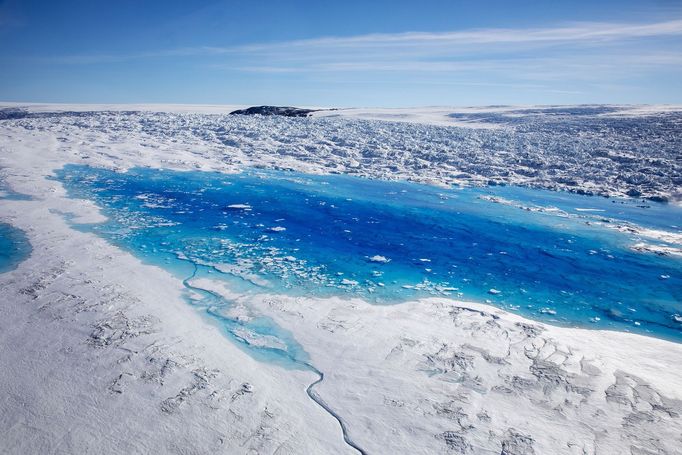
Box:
(28, 18), (682, 87)
(235, 52), (682, 73)
(226, 19), (682, 88)
(233, 18), (682, 51)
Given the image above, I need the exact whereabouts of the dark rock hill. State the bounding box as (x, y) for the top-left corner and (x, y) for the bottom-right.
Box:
(229, 106), (317, 117)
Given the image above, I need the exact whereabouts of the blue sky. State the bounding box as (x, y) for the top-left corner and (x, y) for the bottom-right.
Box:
(1, 0), (682, 106)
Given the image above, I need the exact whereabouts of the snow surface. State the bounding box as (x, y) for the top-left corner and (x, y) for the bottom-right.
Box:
(2, 103), (681, 202)
(1, 104), (682, 454)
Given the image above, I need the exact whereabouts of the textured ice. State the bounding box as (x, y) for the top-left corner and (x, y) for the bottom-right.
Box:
(2, 104), (682, 455)
(2, 105), (681, 202)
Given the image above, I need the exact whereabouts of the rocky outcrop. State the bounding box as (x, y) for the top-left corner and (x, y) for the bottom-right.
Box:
(230, 106), (317, 117)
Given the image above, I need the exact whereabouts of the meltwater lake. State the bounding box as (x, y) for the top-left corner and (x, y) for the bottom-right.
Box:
(55, 165), (682, 345)
(0, 223), (30, 275)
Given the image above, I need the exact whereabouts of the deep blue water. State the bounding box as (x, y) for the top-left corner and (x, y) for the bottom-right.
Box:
(0, 223), (31, 274)
(54, 165), (682, 349)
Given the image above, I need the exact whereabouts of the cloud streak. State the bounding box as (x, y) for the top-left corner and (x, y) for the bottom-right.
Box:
(33, 18), (682, 61)
(223, 18), (682, 85)
(28, 18), (682, 88)
(233, 18), (682, 51)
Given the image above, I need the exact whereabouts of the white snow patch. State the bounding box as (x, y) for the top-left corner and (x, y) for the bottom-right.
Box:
(227, 203), (252, 210)
(368, 255), (390, 263)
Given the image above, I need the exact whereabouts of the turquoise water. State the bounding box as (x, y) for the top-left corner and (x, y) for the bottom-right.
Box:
(54, 165), (682, 350)
(0, 223), (31, 274)
(0, 172), (32, 201)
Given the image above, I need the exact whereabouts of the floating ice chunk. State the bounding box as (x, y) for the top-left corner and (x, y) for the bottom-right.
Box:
(210, 304), (253, 323)
(227, 203), (252, 210)
(488, 288), (501, 295)
(212, 262), (271, 287)
(631, 243), (681, 257)
(268, 226), (287, 232)
(368, 255), (390, 263)
(436, 286), (459, 292)
(231, 328), (287, 351)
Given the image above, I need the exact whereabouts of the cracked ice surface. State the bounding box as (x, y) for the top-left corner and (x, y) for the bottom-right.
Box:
(2, 104), (681, 202)
(1, 104), (682, 455)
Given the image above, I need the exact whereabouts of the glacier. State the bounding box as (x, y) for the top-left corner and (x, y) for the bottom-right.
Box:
(1, 103), (682, 455)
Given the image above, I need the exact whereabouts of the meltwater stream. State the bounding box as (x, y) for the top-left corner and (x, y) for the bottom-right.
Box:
(54, 165), (682, 351)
